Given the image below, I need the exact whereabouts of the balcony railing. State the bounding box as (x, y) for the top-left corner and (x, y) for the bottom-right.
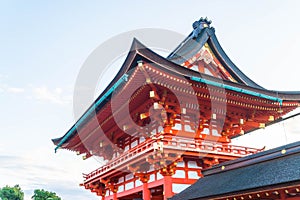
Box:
(83, 139), (155, 182)
(83, 136), (262, 183)
(163, 136), (261, 155)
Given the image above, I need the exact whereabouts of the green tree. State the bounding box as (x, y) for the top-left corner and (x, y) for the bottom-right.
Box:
(0, 184), (24, 200)
(31, 189), (61, 200)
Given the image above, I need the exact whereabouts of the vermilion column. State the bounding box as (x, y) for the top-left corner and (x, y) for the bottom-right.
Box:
(113, 192), (117, 200)
(143, 181), (151, 200)
(100, 190), (106, 200)
(160, 163), (176, 200)
(136, 173), (151, 200)
(163, 175), (173, 200)
(107, 184), (118, 200)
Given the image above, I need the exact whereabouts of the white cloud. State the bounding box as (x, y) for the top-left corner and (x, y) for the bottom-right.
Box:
(0, 74), (72, 105)
(0, 147), (100, 200)
(32, 86), (72, 105)
(0, 74), (8, 79)
(6, 87), (25, 93)
(0, 82), (25, 94)
(0, 83), (7, 92)
(1, 81), (73, 105)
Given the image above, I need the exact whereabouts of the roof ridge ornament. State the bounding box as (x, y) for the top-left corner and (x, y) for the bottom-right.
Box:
(191, 17), (212, 38)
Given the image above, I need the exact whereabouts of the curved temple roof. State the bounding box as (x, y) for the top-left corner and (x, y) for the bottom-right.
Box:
(167, 17), (264, 89)
(168, 17), (300, 95)
(52, 18), (300, 152)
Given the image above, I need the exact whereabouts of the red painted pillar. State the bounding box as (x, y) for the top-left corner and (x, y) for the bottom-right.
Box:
(108, 185), (118, 200)
(143, 181), (151, 200)
(113, 192), (117, 200)
(160, 162), (176, 200)
(163, 175), (173, 200)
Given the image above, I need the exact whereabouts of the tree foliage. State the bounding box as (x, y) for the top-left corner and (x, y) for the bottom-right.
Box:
(0, 185), (24, 200)
(31, 189), (61, 200)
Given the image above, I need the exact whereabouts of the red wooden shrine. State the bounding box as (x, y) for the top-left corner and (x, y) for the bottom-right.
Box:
(52, 18), (300, 200)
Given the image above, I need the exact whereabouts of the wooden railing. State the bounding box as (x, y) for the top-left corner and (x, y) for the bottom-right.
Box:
(163, 136), (261, 155)
(83, 136), (262, 182)
(83, 140), (155, 182)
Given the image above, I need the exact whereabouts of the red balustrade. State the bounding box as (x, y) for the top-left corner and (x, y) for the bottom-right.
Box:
(83, 136), (262, 183)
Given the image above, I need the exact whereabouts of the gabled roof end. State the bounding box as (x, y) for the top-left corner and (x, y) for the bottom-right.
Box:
(130, 37), (148, 52)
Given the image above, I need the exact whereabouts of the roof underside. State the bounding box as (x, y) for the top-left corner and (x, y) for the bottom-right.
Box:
(52, 18), (300, 153)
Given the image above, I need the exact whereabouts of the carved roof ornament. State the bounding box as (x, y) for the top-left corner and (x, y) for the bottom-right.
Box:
(191, 17), (212, 38)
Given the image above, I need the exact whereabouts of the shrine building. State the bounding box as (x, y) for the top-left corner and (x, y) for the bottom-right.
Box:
(52, 18), (300, 200)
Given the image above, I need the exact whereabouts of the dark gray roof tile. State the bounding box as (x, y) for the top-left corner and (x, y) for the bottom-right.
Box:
(170, 141), (300, 200)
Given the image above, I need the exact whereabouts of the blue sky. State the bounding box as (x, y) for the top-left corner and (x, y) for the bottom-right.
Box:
(1, 1), (300, 199)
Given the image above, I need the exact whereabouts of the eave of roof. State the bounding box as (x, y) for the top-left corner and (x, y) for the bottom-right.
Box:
(52, 33), (300, 152)
(52, 39), (143, 151)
